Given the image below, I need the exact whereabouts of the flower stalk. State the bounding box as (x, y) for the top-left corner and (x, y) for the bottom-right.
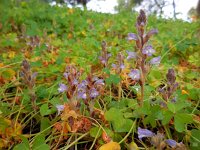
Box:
(127, 10), (160, 106)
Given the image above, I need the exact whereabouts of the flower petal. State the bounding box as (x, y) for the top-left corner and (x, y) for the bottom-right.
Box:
(56, 104), (65, 115)
(138, 127), (155, 140)
(150, 56), (161, 65)
(128, 69), (140, 80)
(165, 139), (177, 147)
(90, 88), (99, 98)
(142, 45), (155, 56)
(127, 33), (139, 41)
(147, 29), (158, 37)
(58, 83), (67, 93)
(126, 51), (136, 60)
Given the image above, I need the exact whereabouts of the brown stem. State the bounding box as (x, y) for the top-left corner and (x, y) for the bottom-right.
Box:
(140, 79), (144, 106)
(139, 35), (145, 106)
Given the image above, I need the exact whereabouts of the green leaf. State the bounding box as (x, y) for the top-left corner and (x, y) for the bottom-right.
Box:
(103, 68), (110, 75)
(167, 102), (176, 113)
(167, 101), (190, 113)
(148, 69), (162, 87)
(13, 143), (30, 150)
(140, 100), (151, 115)
(144, 105), (163, 127)
(89, 127), (102, 138)
(40, 117), (51, 135)
(105, 108), (123, 121)
(36, 86), (49, 99)
(105, 108), (134, 132)
(40, 104), (53, 116)
(162, 110), (173, 125)
(189, 89), (200, 101)
(113, 118), (133, 132)
(1, 68), (16, 80)
(190, 129), (200, 150)
(108, 99), (128, 109)
(32, 134), (50, 150)
(105, 74), (121, 85)
(50, 97), (62, 106)
(174, 113), (193, 132)
(13, 136), (30, 150)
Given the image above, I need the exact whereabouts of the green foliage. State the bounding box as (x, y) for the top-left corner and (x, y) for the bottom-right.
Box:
(89, 127), (102, 138)
(174, 113), (193, 132)
(190, 129), (200, 150)
(105, 74), (121, 85)
(105, 107), (134, 132)
(40, 104), (56, 116)
(0, 0), (199, 149)
(13, 136), (30, 150)
(32, 134), (50, 150)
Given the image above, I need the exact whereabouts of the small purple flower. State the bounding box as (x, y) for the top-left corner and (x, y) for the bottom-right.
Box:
(32, 72), (38, 79)
(160, 101), (167, 107)
(165, 139), (177, 147)
(129, 69), (140, 80)
(99, 53), (111, 65)
(63, 72), (69, 79)
(138, 127), (155, 140)
(120, 64), (125, 69)
(99, 56), (106, 64)
(127, 33), (139, 41)
(107, 53), (112, 58)
(142, 45), (155, 56)
(56, 104), (65, 115)
(112, 63), (117, 69)
(126, 51), (136, 60)
(72, 79), (78, 85)
(147, 29), (158, 37)
(94, 79), (104, 86)
(112, 63), (125, 70)
(78, 80), (88, 90)
(90, 88), (99, 98)
(58, 83), (67, 93)
(150, 56), (161, 65)
(171, 97), (177, 103)
(77, 91), (87, 99)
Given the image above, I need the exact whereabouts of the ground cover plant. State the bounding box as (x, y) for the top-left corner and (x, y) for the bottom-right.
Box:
(0, 0), (200, 149)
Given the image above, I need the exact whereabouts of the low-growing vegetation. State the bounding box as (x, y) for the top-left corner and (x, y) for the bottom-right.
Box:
(0, 0), (199, 149)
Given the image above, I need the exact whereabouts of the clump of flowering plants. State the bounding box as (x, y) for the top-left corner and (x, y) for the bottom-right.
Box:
(127, 10), (160, 106)
(20, 59), (38, 110)
(56, 65), (105, 134)
(0, 1), (199, 149)
(137, 127), (187, 149)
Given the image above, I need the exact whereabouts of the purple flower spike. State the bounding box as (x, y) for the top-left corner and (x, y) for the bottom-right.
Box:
(90, 88), (99, 98)
(129, 69), (140, 80)
(165, 139), (177, 147)
(150, 56), (161, 65)
(58, 83), (67, 93)
(56, 104), (65, 115)
(126, 51), (136, 60)
(138, 127), (155, 140)
(127, 33), (139, 41)
(142, 45), (155, 56)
